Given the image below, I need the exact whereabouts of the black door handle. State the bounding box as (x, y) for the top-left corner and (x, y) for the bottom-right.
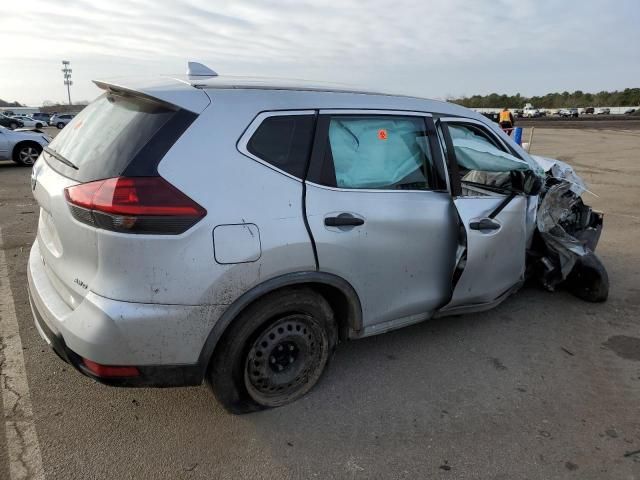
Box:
(469, 218), (500, 231)
(325, 216), (365, 227)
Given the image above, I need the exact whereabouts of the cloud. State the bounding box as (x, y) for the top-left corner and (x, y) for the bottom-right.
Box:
(1, 0), (638, 105)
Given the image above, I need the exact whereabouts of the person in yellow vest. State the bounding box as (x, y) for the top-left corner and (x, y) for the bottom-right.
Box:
(499, 107), (515, 134)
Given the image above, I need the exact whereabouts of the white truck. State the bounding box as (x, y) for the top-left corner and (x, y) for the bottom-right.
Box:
(523, 103), (541, 118)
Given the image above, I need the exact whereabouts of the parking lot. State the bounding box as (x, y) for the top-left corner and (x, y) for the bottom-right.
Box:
(1, 126), (639, 479)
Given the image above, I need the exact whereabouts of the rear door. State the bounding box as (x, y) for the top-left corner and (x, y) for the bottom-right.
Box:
(305, 110), (458, 333)
(437, 118), (529, 311)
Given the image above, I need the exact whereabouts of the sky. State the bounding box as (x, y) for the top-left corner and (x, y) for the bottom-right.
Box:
(1, 0), (639, 106)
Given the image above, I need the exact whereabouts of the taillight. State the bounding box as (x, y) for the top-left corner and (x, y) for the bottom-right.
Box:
(64, 177), (206, 234)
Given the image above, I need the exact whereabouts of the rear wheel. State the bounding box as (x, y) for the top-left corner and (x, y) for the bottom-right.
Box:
(9, 122), (18, 130)
(208, 288), (337, 413)
(12, 142), (42, 166)
(56, 122), (65, 129)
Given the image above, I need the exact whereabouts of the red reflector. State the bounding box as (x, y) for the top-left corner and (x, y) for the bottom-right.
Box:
(83, 358), (140, 378)
(65, 177), (206, 217)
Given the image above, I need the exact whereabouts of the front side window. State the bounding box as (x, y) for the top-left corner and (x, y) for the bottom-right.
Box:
(320, 115), (436, 190)
(445, 123), (532, 193)
(246, 114), (315, 178)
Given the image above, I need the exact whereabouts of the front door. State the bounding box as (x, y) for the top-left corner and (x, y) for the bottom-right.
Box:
(305, 111), (458, 334)
(438, 119), (530, 311)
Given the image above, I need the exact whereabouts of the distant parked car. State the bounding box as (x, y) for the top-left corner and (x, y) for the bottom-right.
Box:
(623, 108), (636, 115)
(49, 113), (75, 129)
(523, 107), (541, 118)
(583, 107), (595, 114)
(32, 112), (52, 123)
(0, 114), (23, 129)
(558, 108), (579, 118)
(0, 125), (51, 165)
(595, 108), (610, 115)
(11, 115), (46, 129)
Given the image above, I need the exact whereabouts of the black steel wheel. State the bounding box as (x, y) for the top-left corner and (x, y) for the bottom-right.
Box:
(209, 288), (337, 413)
(244, 314), (329, 407)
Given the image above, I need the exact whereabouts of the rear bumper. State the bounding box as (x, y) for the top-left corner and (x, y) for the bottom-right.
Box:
(27, 241), (225, 387)
(29, 292), (202, 387)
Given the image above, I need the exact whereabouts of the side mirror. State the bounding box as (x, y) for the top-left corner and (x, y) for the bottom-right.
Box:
(523, 174), (544, 196)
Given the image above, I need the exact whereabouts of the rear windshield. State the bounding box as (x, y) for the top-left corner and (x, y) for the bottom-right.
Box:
(45, 93), (176, 182)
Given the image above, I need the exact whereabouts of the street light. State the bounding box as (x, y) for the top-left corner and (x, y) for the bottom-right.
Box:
(62, 60), (73, 105)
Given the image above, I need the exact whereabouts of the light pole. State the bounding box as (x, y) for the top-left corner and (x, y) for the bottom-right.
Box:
(62, 60), (73, 105)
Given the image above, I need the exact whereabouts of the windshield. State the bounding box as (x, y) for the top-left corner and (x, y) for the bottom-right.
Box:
(46, 93), (176, 182)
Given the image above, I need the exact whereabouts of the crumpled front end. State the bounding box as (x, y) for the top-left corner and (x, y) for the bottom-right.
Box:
(529, 156), (608, 302)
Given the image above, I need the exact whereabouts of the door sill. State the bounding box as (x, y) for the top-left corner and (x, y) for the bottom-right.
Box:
(434, 281), (523, 318)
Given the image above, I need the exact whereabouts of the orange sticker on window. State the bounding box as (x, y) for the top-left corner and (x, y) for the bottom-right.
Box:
(377, 129), (388, 140)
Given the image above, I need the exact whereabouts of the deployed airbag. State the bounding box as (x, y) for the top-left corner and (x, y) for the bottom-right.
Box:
(329, 117), (427, 189)
(448, 125), (532, 172)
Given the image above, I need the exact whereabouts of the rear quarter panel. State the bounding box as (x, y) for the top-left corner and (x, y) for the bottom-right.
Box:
(91, 94), (316, 306)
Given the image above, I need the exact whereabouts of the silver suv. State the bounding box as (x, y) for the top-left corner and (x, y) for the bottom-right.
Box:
(28, 64), (607, 413)
(49, 113), (76, 129)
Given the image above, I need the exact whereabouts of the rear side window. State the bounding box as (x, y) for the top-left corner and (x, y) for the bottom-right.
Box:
(246, 115), (315, 178)
(45, 93), (179, 182)
(313, 115), (438, 190)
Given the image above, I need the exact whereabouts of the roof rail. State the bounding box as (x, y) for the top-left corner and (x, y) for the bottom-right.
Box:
(187, 61), (218, 78)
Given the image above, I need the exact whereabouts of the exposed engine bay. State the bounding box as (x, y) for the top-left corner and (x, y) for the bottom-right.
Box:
(529, 155), (608, 302)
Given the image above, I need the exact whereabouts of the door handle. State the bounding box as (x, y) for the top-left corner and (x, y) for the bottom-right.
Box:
(469, 218), (500, 231)
(324, 215), (364, 227)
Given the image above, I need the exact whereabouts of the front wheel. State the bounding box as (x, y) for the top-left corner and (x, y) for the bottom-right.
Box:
(208, 288), (337, 413)
(35, 122), (43, 128)
(56, 122), (65, 129)
(9, 122), (18, 130)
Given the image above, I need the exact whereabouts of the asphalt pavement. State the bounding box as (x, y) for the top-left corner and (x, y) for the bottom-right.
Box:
(1, 128), (639, 479)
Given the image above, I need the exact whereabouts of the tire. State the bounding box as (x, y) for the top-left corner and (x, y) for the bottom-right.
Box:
(208, 288), (337, 414)
(36, 123), (43, 128)
(12, 142), (42, 166)
(565, 252), (609, 302)
(9, 122), (18, 130)
(56, 122), (65, 129)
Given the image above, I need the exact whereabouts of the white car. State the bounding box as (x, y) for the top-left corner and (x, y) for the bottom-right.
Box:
(11, 115), (46, 129)
(0, 125), (51, 165)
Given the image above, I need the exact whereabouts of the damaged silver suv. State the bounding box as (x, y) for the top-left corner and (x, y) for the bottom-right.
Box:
(28, 63), (607, 413)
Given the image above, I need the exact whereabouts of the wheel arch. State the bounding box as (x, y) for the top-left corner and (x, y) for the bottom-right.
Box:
(197, 271), (363, 375)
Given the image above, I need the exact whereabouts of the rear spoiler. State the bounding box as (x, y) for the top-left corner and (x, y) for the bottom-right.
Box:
(93, 81), (180, 111)
(93, 78), (210, 114)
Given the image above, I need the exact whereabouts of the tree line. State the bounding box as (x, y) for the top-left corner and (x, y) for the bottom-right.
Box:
(450, 88), (640, 108)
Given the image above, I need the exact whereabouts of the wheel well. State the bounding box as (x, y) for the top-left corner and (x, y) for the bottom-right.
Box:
(312, 283), (353, 341)
(12, 141), (42, 161)
(200, 276), (362, 380)
(225, 283), (355, 342)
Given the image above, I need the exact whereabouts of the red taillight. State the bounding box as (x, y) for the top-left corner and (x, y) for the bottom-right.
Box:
(83, 358), (140, 378)
(65, 177), (206, 234)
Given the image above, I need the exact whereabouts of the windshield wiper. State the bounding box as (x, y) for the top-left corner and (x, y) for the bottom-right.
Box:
(43, 146), (78, 170)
